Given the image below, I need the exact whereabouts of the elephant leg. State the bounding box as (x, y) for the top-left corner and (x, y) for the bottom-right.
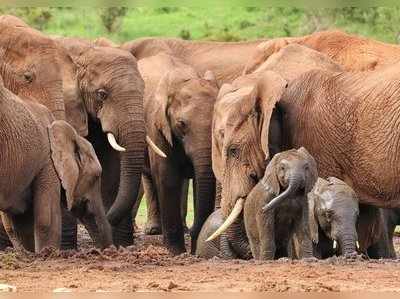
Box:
(181, 179), (189, 233)
(0, 219), (12, 250)
(257, 211), (276, 260)
(142, 174), (162, 235)
(1, 212), (27, 252)
(294, 212), (314, 259)
(33, 164), (61, 252)
(131, 182), (144, 232)
(60, 194), (78, 250)
(154, 164), (185, 255)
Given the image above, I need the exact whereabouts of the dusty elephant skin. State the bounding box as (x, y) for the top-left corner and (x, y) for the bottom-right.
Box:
(0, 68), (111, 252)
(0, 16), (66, 250)
(244, 29), (400, 74)
(54, 37), (146, 248)
(0, 16), (65, 120)
(122, 37), (266, 85)
(196, 209), (238, 259)
(308, 177), (359, 258)
(0, 79), (61, 253)
(137, 53), (218, 255)
(243, 148), (317, 260)
(210, 45), (345, 260)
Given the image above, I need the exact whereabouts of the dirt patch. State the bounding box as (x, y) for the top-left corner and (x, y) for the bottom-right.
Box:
(0, 227), (400, 292)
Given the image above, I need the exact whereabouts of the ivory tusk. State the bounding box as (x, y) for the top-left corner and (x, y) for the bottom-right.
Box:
(146, 136), (167, 158)
(333, 240), (338, 250)
(356, 241), (360, 250)
(206, 198), (245, 242)
(107, 133), (126, 152)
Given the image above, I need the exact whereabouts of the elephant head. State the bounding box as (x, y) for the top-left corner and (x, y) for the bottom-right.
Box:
(308, 177), (359, 256)
(48, 120), (112, 249)
(150, 60), (219, 250)
(57, 41), (146, 227)
(0, 16), (65, 120)
(210, 71), (287, 257)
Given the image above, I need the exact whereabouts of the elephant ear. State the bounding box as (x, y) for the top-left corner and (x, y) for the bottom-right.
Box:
(154, 72), (174, 146)
(261, 154), (281, 198)
(48, 120), (102, 210)
(154, 68), (194, 147)
(297, 147), (318, 193)
(257, 71), (288, 158)
(307, 179), (324, 244)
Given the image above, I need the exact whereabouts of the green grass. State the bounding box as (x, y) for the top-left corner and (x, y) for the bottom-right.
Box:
(4, 8), (400, 44)
(135, 180), (194, 227)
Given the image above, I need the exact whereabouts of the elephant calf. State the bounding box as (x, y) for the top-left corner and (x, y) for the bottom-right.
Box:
(0, 78), (112, 252)
(196, 209), (240, 259)
(308, 177), (360, 258)
(243, 148), (317, 260)
(307, 177), (395, 259)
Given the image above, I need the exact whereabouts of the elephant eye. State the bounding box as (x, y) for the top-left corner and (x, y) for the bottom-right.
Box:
(23, 71), (34, 83)
(227, 145), (239, 158)
(96, 88), (108, 101)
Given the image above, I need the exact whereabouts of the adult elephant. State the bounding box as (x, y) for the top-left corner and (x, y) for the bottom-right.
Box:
(244, 29), (400, 74)
(0, 16), (66, 249)
(54, 37), (148, 247)
(0, 15), (65, 120)
(209, 45), (343, 258)
(122, 36), (265, 234)
(122, 38), (264, 87)
(0, 73), (112, 252)
(138, 53), (218, 254)
(214, 46), (400, 257)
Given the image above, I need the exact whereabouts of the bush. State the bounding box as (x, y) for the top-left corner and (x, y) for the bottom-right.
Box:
(100, 7), (127, 33)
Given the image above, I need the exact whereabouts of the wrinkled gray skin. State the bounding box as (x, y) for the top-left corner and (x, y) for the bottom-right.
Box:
(196, 209), (239, 259)
(54, 37), (145, 248)
(308, 177), (359, 258)
(244, 148), (317, 260)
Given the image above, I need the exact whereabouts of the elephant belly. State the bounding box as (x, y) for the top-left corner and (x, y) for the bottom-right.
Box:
(0, 187), (32, 214)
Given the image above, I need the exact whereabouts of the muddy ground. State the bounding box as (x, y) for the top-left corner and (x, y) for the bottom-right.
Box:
(1, 227), (400, 292)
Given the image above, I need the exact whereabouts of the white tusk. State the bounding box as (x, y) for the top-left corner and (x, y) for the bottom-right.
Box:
(333, 240), (337, 250)
(107, 133), (126, 152)
(146, 136), (167, 158)
(356, 241), (360, 250)
(206, 198), (245, 242)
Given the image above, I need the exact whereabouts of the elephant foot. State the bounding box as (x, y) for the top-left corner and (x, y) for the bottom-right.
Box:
(144, 222), (162, 235)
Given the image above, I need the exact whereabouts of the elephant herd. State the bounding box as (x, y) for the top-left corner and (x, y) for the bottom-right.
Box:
(1, 15), (400, 262)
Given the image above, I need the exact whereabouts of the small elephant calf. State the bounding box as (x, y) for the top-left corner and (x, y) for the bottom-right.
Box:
(308, 177), (360, 258)
(244, 147), (317, 260)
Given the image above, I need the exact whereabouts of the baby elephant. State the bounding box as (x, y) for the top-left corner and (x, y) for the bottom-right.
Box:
(308, 177), (359, 258)
(244, 147), (317, 260)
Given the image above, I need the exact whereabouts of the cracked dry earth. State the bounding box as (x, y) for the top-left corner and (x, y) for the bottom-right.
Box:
(1, 227), (400, 292)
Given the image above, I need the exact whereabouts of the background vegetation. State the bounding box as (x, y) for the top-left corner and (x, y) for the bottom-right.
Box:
(2, 7), (400, 44)
(2, 7), (399, 226)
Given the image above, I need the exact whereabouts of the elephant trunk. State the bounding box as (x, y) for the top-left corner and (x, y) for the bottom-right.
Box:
(227, 219), (252, 259)
(338, 233), (357, 256)
(262, 173), (304, 212)
(106, 104), (145, 228)
(190, 152), (216, 254)
(80, 197), (113, 249)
